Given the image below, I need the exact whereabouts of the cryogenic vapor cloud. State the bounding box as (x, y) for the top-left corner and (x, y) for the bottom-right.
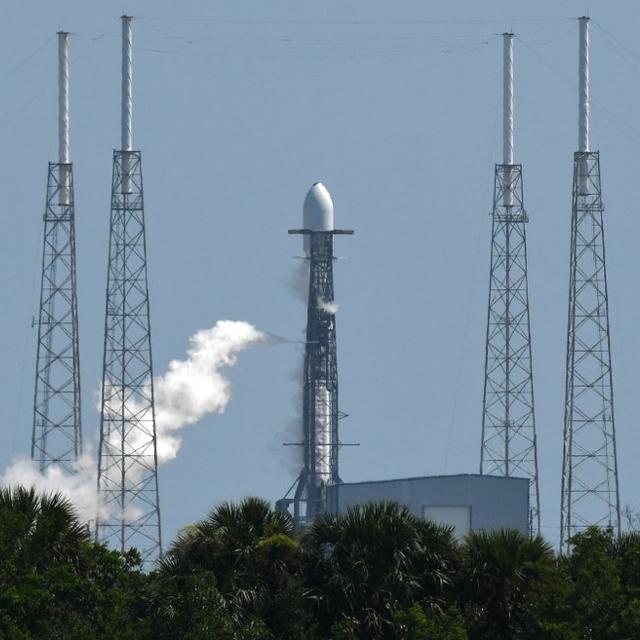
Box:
(0, 452), (101, 523)
(1, 320), (265, 523)
(288, 260), (309, 303)
(318, 298), (338, 315)
(153, 320), (266, 462)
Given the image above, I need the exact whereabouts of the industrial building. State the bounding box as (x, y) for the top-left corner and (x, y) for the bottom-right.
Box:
(326, 474), (530, 539)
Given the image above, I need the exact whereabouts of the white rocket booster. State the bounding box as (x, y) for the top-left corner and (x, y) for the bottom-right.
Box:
(302, 182), (335, 485)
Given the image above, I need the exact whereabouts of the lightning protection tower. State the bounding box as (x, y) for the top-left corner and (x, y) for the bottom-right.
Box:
(561, 17), (620, 553)
(32, 32), (82, 474)
(277, 183), (353, 525)
(96, 16), (162, 564)
(480, 33), (540, 535)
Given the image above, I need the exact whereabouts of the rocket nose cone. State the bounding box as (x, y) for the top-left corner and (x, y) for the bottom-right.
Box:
(303, 182), (334, 231)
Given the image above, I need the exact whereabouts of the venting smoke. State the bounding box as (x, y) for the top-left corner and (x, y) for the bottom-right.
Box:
(1, 320), (265, 522)
(153, 320), (266, 462)
(268, 351), (304, 475)
(0, 452), (100, 523)
(288, 260), (309, 303)
(318, 298), (338, 315)
(283, 260), (310, 471)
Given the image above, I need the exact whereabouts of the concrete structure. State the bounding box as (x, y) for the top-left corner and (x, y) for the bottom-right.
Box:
(326, 474), (529, 538)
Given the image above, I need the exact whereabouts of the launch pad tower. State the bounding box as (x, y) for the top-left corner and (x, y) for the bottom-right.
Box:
(278, 183), (353, 525)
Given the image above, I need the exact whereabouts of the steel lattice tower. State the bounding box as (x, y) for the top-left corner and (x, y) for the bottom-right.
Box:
(32, 32), (82, 474)
(561, 17), (620, 553)
(481, 34), (540, 534)
(96, 16), (162, 563)
(277, 183), (353, 525)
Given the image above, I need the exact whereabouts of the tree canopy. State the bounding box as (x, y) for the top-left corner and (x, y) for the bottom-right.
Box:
(0, 488), (638, 639)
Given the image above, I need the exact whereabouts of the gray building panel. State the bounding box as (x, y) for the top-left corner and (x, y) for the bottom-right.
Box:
(326, 474), (529, 536)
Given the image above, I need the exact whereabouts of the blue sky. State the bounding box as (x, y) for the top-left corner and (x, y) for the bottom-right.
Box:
(1, 0), (639, 547)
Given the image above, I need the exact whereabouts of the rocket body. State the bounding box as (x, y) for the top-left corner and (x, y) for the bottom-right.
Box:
(279, 182), (352, 524)
(303, 182), (338, 511)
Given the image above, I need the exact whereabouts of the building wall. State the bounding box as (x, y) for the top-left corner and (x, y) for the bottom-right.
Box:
(326, 474), (529, 537)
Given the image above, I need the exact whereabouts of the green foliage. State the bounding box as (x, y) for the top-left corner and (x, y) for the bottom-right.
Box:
(614, 532), (640, 636)
(302, 501), (458, 638)
(568, 528), (621, 637)
(0, 486), (148, 639)
(560, 527), (640, 639)
(459, 528), (556, 639)
(3, 488), (640, 639)
(393, 604), (468, 639)
(151, 497), (314, 640)
(330, 617), (360, 640)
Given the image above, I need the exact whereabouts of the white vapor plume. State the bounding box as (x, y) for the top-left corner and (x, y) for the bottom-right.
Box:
(288, 260), (309, 304)
(0, 452), (101, 523)
(283, 262), (310, 473)
(318, 298), (338, 315)
(153, 320), (266, 462)
(1, 320), (265, 523)
(268, 351), (304, 475)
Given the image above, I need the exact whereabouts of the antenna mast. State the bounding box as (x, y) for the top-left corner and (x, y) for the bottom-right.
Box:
(560, 16), (620, 553)
(96, 15), (162, 565)
(32, 31), (82, 474)
(481, 33), (540, 534)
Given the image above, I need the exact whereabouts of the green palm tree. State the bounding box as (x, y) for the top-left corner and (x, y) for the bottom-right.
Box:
(302, 501), (458, 638)
(160, 496), (295, 587)
(0, 486), (124, 638)
(155, 497), (306, 639)
(0, 486), (88, 571)
(460, 529), (554, 640)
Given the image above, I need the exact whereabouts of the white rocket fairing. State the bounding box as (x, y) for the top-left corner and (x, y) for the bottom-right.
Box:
(303, 182), (334, 255)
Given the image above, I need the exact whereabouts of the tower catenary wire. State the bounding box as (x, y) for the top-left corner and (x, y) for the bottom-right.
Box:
(96, 15), (162, 565)
(560, 17), (620, 553)
(32, 32), (82, 475)
(480, 33), (540, 535)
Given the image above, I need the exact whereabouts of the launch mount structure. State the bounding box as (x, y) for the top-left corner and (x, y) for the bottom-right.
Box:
(560, 17), (620, 553)
(277, 183), (353, 526)
(32, 32), (82, 475)
(480, 33), (540, 534)
(96, 16), (162, 564)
